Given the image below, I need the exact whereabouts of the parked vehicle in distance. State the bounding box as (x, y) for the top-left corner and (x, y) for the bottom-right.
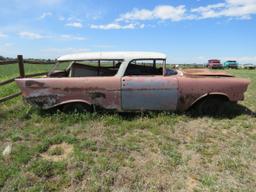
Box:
(15, 52), (250, 115)
(207, 59), (223, 69)
(242, 63), (256, 70)
(224, 60), (239, 69)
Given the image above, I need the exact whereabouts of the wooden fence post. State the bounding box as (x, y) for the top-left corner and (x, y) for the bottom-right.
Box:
(17, 55), (25, 78)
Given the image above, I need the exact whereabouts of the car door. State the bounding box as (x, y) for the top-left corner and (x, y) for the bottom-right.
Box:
(121, 76), (178, 111)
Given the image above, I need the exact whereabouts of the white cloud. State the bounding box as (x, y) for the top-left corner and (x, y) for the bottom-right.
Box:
(86, 1), (256, 30)
(66, 22), (83, 28)
(19, 31), (46, 40)
(38, 12), (52, 20)
(227, 0), (256, 5)
(91, 5), (188, 30)
(0, 43), (15, 56)
(113, 1), (256, 25)
(0, 42), (13, 50)
(41, 47), (90, 57)
(191, 0), (256, 19)
(3, 43), (13, 47)
(93, 44), (114, 48)
(18, 32), (86, 41)
(90, 23), (144, 30)
(58, 16), (65, 21)
(0, 32), (7, 38)
(59, 34), (86, 41)
(117, 9), (154, 21)
(154, 5), (187, 21)
(118, 5), (187, 21)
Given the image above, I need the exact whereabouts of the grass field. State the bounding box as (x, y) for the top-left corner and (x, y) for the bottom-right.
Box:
(0, 64), (255, 191)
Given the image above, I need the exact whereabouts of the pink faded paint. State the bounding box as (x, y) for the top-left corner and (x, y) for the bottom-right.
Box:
(177, 76), (250, 111)
(16, 77), (121, 110)
(15, 68), (250, 113)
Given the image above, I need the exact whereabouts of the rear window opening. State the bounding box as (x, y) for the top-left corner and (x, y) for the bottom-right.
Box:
(49, 60), (123, 77)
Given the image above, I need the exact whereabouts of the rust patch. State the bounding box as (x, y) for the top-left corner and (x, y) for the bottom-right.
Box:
(177, 77), (250, 111)
(89, 92), (106, 100)
(63, 87), (83, 92)
(182, 69), (234, 77)
(25, 80), (45, 88)
(26, 95), (58, 109)
(16, 76), (122, 111)
(177, 94), (200, 112)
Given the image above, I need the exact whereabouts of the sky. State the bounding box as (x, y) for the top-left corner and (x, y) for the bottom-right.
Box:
(0, 0), (256, 64)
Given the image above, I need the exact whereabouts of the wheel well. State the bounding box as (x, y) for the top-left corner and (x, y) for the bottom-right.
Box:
(54, 101), (93, 111)
(189, 94), (229, 111)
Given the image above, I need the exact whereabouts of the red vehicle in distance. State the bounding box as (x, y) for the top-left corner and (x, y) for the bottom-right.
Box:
(207, 59), (223, 69)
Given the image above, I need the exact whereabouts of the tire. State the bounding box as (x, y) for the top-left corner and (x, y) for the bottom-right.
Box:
(196, 97), (227, 116)
(61, 103), (92, 113)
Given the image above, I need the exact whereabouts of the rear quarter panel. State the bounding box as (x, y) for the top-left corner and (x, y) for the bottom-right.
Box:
(16, 77), (121, 110)
(177, 77), (250, 111)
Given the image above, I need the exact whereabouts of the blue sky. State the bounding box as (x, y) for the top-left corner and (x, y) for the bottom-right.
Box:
(0, 0), (256, 63)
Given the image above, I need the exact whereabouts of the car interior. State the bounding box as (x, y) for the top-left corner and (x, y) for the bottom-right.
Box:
(68, 62), (120, 77)
(49, 60), (121, 77)
(49, 59), (177, 77)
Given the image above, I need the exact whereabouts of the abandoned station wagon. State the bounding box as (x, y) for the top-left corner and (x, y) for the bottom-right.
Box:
(16, 52), (250, 114)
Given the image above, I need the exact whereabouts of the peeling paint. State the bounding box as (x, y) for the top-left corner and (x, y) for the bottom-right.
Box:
(26, 95), (58, 109)
(15, 69), (250, 112)
(25, 80), (46, 88)
(90, 92), (106, 100)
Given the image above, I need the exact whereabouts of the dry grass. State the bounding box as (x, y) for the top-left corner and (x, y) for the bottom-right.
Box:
(41, 143), (74, 162)
(0, 68), (256, 191)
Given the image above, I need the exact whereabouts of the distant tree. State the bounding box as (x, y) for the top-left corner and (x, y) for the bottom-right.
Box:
(0, 55), (5, 60)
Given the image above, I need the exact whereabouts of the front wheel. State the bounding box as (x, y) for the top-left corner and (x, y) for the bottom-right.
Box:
(61, 103), (92, 113)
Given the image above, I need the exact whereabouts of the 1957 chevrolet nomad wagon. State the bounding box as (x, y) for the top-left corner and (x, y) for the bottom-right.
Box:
(16, 52), (250, 114)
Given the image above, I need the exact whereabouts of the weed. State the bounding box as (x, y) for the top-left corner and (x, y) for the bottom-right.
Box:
(0, 68), (256, 191)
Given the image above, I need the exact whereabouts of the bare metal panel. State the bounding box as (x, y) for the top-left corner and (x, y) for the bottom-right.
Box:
(121, 76), (178, 111)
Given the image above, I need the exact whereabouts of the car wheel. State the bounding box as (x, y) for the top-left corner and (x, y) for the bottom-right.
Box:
(197, 97), (227, 116)
(62, 103), (92, 113)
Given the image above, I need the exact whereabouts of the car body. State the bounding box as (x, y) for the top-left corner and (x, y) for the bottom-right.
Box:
(242, 63), (256, 69)
(15, 52), (250, 113)
(224, 60), (239, 69)
(207, 59), (223, 69)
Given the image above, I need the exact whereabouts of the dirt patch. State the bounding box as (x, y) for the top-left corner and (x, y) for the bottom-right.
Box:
(186, 176), (198, 192)
(41, 142), (74, 162)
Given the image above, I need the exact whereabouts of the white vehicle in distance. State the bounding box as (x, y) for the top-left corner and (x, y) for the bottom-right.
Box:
(242, 63), (256, 69)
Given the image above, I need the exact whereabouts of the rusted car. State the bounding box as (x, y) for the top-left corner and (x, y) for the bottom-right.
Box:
(16, 52), (250, 114)
(207, 59), (223, 69)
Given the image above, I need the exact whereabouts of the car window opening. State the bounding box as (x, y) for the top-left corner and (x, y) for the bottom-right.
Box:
(49, 58), (177, 77)
(124, 59), (177, 76)
(49, 60), (122, 77)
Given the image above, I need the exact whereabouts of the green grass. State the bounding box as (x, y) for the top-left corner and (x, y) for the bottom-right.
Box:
(0, 66), (256, 191)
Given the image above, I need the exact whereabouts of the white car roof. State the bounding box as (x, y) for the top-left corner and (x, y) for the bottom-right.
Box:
(57, 51), (167, 61)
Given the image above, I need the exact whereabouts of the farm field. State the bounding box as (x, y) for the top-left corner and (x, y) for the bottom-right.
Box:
(0, 64), (256, 191)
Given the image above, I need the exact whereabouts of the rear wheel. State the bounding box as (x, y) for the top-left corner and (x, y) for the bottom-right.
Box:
(194, 97), (228, 116)
(61, 103), (92, 113)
